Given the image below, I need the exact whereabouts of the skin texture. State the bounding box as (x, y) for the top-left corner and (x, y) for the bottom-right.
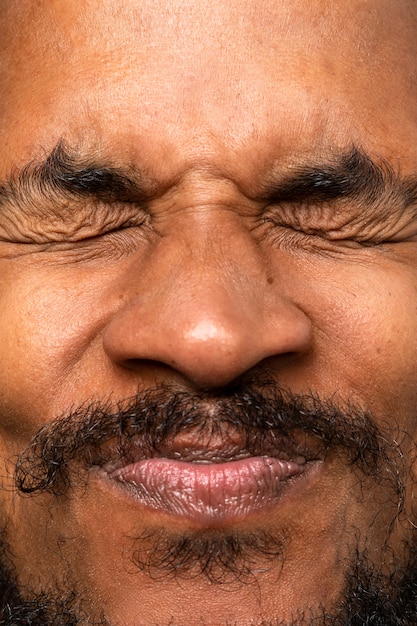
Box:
(0, 0), (417, 624)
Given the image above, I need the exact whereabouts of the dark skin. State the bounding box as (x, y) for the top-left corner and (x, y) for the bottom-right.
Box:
(0, 0), (417, 624)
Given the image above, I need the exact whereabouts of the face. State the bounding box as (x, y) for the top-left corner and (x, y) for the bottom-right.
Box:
(0, 0), (417, 624)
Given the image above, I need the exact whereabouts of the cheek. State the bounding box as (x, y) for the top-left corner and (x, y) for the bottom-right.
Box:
(0, 263), (119, 442)
(305, 258), (417, 429)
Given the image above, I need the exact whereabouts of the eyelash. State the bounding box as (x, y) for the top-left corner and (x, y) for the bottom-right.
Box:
(33, 223), (153, 265)
(259, 211), (381, 251)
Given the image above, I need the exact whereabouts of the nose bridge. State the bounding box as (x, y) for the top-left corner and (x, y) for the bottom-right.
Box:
(162, 219), (264, 343)
(143, 200), (271, 336)
(102, 205), (311, 389)
(168, 210), (263, 310)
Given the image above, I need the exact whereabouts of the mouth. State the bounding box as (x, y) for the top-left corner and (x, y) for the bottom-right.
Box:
(98, 429), (322, 527)
(15, 385), (379, 511)
(108, 456), (309, 525)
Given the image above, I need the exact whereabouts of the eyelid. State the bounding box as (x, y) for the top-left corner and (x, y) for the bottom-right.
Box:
(0, 198), (150, 244)
(261, 199), (417, 246)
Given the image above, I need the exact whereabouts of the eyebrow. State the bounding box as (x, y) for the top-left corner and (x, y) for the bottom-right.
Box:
(0, 140), (150, 212)
(1, 141), (417, 214)
(262, 147), (417, 211)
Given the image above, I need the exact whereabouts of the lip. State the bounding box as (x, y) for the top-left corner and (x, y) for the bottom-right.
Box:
(107, 456), (308, 525)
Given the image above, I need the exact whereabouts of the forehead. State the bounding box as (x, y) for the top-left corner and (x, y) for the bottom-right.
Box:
(1, 0), (417, 185)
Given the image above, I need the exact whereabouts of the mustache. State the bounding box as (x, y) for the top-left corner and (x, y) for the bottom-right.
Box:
(14, 381), (396, 496)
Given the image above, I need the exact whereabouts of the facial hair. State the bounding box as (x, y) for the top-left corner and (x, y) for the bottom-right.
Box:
(15, 382), (397, 496)
(2, 381), (415, 624)
(1, 547), (417, 626)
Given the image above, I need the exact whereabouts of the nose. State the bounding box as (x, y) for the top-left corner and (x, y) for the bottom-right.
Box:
(102, 216), (311, 390)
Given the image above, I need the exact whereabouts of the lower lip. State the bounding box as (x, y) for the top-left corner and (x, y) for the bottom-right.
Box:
(108, 457), (305, 525)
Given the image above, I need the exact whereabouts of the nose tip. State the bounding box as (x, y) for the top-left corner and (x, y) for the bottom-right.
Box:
(102, 282), (311, 390)
(166, 316), (268, 388)
(173, 313), (308, 388)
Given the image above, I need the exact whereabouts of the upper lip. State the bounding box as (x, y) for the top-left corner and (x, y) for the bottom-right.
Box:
(98, 427), (322, 473)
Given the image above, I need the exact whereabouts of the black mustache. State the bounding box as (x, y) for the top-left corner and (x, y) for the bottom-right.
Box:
(15, 382), (391, 495)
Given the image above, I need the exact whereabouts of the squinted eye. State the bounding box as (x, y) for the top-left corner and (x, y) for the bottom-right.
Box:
(0, 201), (150, 244)
(260, 198), (417, 250)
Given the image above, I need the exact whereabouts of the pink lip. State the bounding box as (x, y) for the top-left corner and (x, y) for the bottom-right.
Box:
(109, 457), (305, 525)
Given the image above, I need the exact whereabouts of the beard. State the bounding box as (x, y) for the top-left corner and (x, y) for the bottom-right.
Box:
(1, 380), (416, 625)
(1, 547), (417, 626)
